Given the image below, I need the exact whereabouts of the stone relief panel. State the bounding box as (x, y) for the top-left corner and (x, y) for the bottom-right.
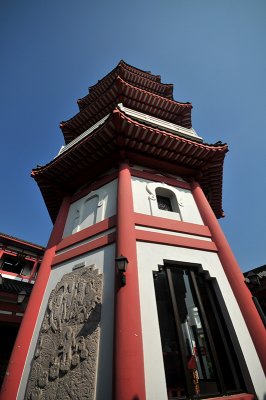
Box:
(25, 265), (103, 400)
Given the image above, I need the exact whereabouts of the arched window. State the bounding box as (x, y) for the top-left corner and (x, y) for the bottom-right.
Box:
(79, 195), (99, 230)
(155, 187), (180, 214)
(71, 209), (80, 234)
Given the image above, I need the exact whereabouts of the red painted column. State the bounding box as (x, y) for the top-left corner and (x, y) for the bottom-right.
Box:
(191, 180), (266, 373)
(0, 196), (70, 400)
(115, 162), (146, 400)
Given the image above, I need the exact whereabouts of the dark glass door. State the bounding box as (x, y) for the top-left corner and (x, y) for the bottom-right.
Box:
(153, 266), (244, 399)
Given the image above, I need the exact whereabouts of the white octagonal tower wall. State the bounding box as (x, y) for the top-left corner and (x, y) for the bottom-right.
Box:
(63, 179), (118, 238)
(131, 175), (204, 225)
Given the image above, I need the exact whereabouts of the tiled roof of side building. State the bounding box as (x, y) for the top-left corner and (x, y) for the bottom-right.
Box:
(1, 278), (34, 294)
(0, 232), (45, 252)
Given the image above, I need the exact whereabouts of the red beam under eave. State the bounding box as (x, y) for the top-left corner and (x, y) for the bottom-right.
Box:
(130, 168), (191, 190)
(127, 150), (196, 178)
(70, 171), (118, 203)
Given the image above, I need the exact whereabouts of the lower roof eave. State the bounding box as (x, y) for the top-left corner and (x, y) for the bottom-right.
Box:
(32, 109), (227, 222)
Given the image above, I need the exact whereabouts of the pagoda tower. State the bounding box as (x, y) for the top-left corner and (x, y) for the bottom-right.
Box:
(1, 61), (265, 400)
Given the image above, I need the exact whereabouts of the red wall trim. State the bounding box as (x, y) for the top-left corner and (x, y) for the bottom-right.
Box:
(0, 313), (23, 324)
(52, 232), (116, 266)
(0, 292), (17, 302)
(0, 249), (39, 262)
(70, 171), (118, 203)
(130, 168), (191, 190)
(0, 196), (71, 400)
(207, 394), (254, 400)
(191, 180), (266, 373)
(56, 216), (117, 252)
(135, 229), (217, 252)
(134, 212), (211, 237)
(0, 302), (25, 313)
(115, 162), (146, 400)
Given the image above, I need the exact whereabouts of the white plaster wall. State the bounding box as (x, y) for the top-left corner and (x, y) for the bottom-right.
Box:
(135, 226), (211, 241)
(18, 244), (116, 400)
(63, 179), (117, 238)
(136, 242), (265, 400)
(131, 177), (203, 224)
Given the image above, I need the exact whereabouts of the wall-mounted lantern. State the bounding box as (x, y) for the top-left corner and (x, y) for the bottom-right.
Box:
(115, 255), (128, 286)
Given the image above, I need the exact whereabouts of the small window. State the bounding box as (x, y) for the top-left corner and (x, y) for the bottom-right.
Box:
(0, 254), (27, 275)
(156, 188), (179, 214)
(80, 195), (99, 230)
(71, 210), (80, 234)
(157, 195), (173, 212)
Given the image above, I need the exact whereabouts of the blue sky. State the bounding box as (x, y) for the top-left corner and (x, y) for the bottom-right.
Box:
(0, 0), (265, 272)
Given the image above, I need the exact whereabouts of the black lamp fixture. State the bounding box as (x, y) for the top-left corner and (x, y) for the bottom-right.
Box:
(115, 255), (128, 286)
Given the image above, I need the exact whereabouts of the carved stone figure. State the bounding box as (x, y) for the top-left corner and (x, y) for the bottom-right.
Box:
(25, 265), (103, 400)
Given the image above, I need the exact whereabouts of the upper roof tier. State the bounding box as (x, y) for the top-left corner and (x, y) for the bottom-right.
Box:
(60, 61), (192, 144)
(78, 60), (174, 109)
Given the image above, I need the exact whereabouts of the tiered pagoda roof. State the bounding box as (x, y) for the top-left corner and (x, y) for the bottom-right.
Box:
(32, 61), (228, 222)
(60, 60), (191, 144)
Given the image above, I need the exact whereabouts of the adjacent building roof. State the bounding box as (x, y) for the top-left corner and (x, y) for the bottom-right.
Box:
(0, 278), (33, 295)
(0, 232), (45, 254)
(244, 265), (266, 280)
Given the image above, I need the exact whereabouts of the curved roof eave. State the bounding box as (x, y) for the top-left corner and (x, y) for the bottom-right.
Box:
(33, 108), (228, 222)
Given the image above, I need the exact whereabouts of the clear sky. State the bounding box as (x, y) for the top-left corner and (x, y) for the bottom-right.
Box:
(0, 0), (265, 272)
